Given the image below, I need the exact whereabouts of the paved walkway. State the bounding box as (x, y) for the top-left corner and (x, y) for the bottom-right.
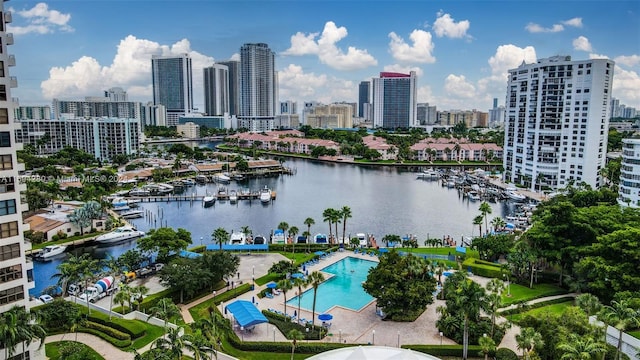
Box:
(45, 333), (136, 360)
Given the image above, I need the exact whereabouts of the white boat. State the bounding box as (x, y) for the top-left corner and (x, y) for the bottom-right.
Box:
(356, 233), (368, 247)
(259, 186), (271, 203)
(183, 178), (196, 186)
(214, 173), (231, 183)
(506, 190), (526, 202)
(195, 174), (209, 184)
(37, 245), (67, 259)
(120, 209), (144, 219)
(203, 193), (216, 207)
(128, 187), (151, 197)
(272, 229), (286, 244)
(143, 183), (174, 194)
(111, 204), (131, 212)
(95, 226), (145, 244)
(217, 186), (227, 198)
(229, 190), (238, 203)
(229, 232), (247, 245)
(467, 191), (481, 201)
(314, 233), (328, 244)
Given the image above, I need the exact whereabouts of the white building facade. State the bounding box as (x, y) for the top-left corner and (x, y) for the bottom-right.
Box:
(618, 138), (640, 208)
(203, 64), (229, 116)
(503, 56), (614, 191)
(239, 43), (276, 132)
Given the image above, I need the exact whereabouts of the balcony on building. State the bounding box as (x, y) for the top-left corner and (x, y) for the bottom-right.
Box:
(4, 11), (12, 23)
(6, 33), (13, 45)
(7, 54), (15, 67)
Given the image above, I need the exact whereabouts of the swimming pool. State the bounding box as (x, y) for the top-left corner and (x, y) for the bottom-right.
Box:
(287, 256), (377, 313)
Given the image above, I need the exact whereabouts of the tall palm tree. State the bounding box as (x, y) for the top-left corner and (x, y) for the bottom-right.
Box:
(575, 293), (602, 316)
(131, 285), (149, 311)
(278, 221), (289, 250)
(455, 277), (487, 359)
(289, 226), (299, 256)
(293, 277), (308, 322)
(153, 326), (186, 359)
(329, 209), (341, 244)
(0, 310), (19, 359)
(240, 225), (252, 239)
(277, 279), (293, 318)
(478, 202), (492, 236)
(308, 271), (326, 326)
(302, 231), (311, 253)
(490, 217), (506, 232)
(11, 307), (46, 358)
(485, 292), (502, 337)
(287, 329), (304, 360)
(473, 215), (483, 237)
(304, 217), (315, 252)
(598, 299), (640, 360)
(147, 298), (181, 333)
(78, 254), (100, 315)
(479, 335), (496, 360)
(183, 330), (213, 360)
(51, 254), (84, 297)
(212, 227), (229, 251)
(322, 208), (334, 242)
(515, 327), (544, 360)
(340, 206), (352, 246)
(557, 334), (607, 360)
(114, 283), (131, 314)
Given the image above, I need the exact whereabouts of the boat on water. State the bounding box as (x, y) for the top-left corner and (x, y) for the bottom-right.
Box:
(182, 178), (196, 186)
(229, 190), (238, 203)
(203, 192), (216, 207)
(214, 173), (231, 183)
(229, 232), (247, 245)
(253, 235), (266, 245)
(272, 229), (286, 244)
(142, 183), (174, 195)
(506, 190), (526, 202)
(195, 174), (209, 184)
(120, 209), (144, 219)
(417, 169), (439, 180)
(111, 197), (140, 207)
(467, 191), (481, 201)
(95, 226), (145, 244)
(36, 245), (67, 260)
(259, 186), (271, 203)
(217, 186), (227, 198)
(128, 187), (151, 197)
(314, 234), (328, 244)
(232, 173), (244, 181)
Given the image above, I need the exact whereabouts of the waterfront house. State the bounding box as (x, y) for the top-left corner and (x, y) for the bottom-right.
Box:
(24, 202), (107, 241)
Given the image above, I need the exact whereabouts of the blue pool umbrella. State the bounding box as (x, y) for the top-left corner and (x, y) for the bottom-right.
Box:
(443, 271), (453, 277)
(266, 282), (277, 289)
(318, 313), (333, 321)
(292, 273), (304, 279)
(314, 251), (325, 256)
(252, 296), (255, 303)
(294, 310), (297, 317)
(378, 248), (389, 254)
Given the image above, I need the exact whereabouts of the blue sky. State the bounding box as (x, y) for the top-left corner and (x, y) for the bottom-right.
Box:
(7, 0), (640, 112)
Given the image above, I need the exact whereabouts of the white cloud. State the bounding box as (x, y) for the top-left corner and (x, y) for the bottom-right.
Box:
(417, 85), (434, 103)
(572, 36), (592, 52)
(8, 2), (73, 35)
(487, 44), (537, 76)
(283, 21), (377, 71)
(589, 53), (610, 59)
(444, 74), (476, 98)
(229, 53), (240, 61)
(525, 22), (564, 33)
(388, 30), (436, 64)
(278, 64), (355, 104)
(433, 12), (470, 39)
(614, 55), (640, 67)
(612, 66), (640, 108)
(383, 64), (424, 78)
(562, 17), (583, 28)
(41, 35), (214, 107)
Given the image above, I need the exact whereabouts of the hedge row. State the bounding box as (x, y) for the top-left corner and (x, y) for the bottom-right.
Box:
(401, 344), (483, 357)
(216, 283), (252, 304)
(87, 314), (146, 339)
(462, 258), (504, 278)
(227, 333), (354, 354)
(263, 310), (324, 340)
(79, 326), (132, 348)
(498, 297), (575, 316)
(255, 273), (283, 286)
(82, 320), (130, 341)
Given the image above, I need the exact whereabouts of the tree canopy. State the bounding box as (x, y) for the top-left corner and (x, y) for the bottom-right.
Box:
(137, 227), (192, 263)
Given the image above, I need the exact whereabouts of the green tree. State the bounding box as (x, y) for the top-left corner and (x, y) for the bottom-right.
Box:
(68, 207), (91, 235)
(138, 227), (192, 263)
(147, 298), (181, 333)
(288, 226), (299, 256)
(479, 335), (496, 360)
(52, 254), (84, 297)
(152, 326), (186, 359)
(479, 202), (492, 236)
(212, 227), (229, 251)
(287, 329), (304, 360)
(557, 334), (607, 360)
(575, 293), (602, 316)
(293, 277), (308, 322)
(322, 208), (334, 241)
(456, 277), (488, 359)
(304, 217), (315, 251)
(340, 206), (352, 246)
(308, 271), (326, 327)
(114, 284), (131, 314)
(598, 299), (640, 360)
(473, 215), (484, 237)
(516, 327), (544, 360)
(158, 257), (210, 303)
(102, 255), (122, 320)
(277, 279), (294, 318)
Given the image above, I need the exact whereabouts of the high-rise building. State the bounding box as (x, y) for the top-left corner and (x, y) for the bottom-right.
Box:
(218, 60), (240, 116)
(0, 4), (40, 358)
(141, 102), (166, 127)
(52, 98), (141, 120)
(305, 103), (354, 129)
(152, 54), (193, 126)
(15, 106), (51, 120)
(104, 87), (128, 102)
(503, 56), (614, 191)
(358, 81), (370, 118)
(372, 71), (417, 129)
(489, 98), (506, 128)
(239, 43), (276, 131)
(619, 138), (640, 208)
(280, 100), (297, 115)
(203, 64), (229, 116)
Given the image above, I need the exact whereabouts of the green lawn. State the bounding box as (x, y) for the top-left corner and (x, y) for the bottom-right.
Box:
(45, 341), (105, 360)
(501, 283), (568, 306)
(273, 251), (316, 265)
(396, 247), (479, 258)
(78, 307), (165, 350)
(509, 301), (574, 323)
(629, 330), (640, 340)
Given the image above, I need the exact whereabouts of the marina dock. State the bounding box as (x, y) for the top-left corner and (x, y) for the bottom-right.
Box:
(124, 190), (277, 203)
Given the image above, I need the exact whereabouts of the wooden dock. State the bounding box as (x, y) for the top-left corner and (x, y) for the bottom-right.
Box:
(126, 191), (276, 203)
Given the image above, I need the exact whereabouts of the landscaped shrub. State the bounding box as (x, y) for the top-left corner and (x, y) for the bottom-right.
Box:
(498, 297), (575, 316)
(495, 347), (518, 360)
(263, 310), (324, 340)
(78, 327), (131, 348)
(255, 273), (283, 286)
(401, 345), (483, 357)
(462, 258), (503, 278)
(215, 283), (252, 303)
(86, 314), (146, 338)
(227, 332), (353, 354)
(81, 320), (130, 341)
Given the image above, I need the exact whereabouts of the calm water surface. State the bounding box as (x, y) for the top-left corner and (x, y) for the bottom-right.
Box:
(31, 158), (516, 296)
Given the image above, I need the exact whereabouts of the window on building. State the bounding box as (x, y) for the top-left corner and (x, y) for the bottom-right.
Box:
(7, 351), (31, 360)
(0, 243), (20, 261)
(0, 154), (11, 169)
(0, 221), (18, 238)
(0, 108), (7, 124)
(0, 61), (4, 78)
(0, 199), (16, 216)
(0, 85), (6, 101)
(0, 132), (10, 147)
(0, 285), (25, 305)
(0, 264), (22, 284)
(0, 177), (15, 194)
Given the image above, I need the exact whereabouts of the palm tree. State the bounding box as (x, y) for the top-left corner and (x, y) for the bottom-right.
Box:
(11, 307), (46, 359)
(304, 217), (315, 252)
(78, 254), (100, 315)
(308, 271), (326, 326)
(478, 202), (492, 236)
(490, 217), (506, 232)
(485, 292), (502, 337)
(478, 335), (496, 360)
(302, 231), (311, 253)
(322, 208), (334, 242)
(288, 226), (299, 256)
(240, 225), (252, 239)
(102, 255), (122, 320)
(329, 209), (341, 244)
(0, 310), (19, 359)
(278, 221), (290, 250)
(340, 206), (352, 246)
(130, 285), (149, 311)
(456, 277), (487, 359)
(183, 329), (213, 360)
(51, 254), (84, 298)
(212, 227), (229, 251)
(557, 334), (607, 360)
(293, 277), (307, 322)
(287, 329), (304, 360)
(114, 283), (131, 314)
(575, 293), (602, 316)
(515, 327), (544, 360)
(598, 299), (640, 360)
(277, 279), (293, 318)
(153, 326), (186, 359)
(473, 215), (483, 237)
(147, 298), (181, 333)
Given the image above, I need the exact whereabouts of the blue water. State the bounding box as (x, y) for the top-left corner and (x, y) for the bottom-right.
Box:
(287, 257), (377, 314)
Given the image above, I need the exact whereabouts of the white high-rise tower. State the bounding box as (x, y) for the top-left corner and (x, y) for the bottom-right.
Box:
(239, 43), (276, 131)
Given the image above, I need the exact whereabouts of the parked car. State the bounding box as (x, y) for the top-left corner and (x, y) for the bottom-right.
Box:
(38, 294), (54, 304)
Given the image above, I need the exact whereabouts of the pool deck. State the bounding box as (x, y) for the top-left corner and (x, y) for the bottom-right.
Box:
(222, 250), (459, 347)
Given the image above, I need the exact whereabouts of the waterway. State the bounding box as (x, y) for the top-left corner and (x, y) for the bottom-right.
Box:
(30, 157), (518, 297)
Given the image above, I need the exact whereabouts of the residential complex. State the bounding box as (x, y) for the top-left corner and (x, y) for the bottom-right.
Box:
(218, 60), (240, 116)
(152, 54), (194, 126)
(15, 116), (140, 161)
(502, 56), (614, 191)
(176, 122), (200, 139)
(0, 3), (40, 359)
(372, 71), (417, 129)
(304, 103), (354, 129)
(15, 106), (51, 121)
(618, 138), (640, 208)
(52, 97), (142, 120)
(203, 64), (229, 116)
(239, 43), (277, 132)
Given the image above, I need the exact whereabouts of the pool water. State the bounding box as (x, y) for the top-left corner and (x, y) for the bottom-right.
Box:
(287, 256), (377, 313)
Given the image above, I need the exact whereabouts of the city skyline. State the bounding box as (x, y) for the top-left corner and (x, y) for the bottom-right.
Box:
(7, 1), (640, 112)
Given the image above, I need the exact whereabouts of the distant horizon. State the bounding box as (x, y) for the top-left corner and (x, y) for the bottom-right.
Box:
(7, 1), (640, 112)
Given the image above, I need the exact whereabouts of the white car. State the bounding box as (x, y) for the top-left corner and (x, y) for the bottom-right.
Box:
(38, 294), (54, 304)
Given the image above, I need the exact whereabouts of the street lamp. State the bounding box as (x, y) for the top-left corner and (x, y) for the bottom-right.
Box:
(240, 326), (244, 342)
(372, 330), (375, 345)
(306, 327), (309, 342)
(252, 265), (255, 276)
(273, 326), (276, 342)
(439, 331), (443, 345)
(503, 274), (511, 297)
(397, 330), (400, 347)
(200, 236), (203, 246)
